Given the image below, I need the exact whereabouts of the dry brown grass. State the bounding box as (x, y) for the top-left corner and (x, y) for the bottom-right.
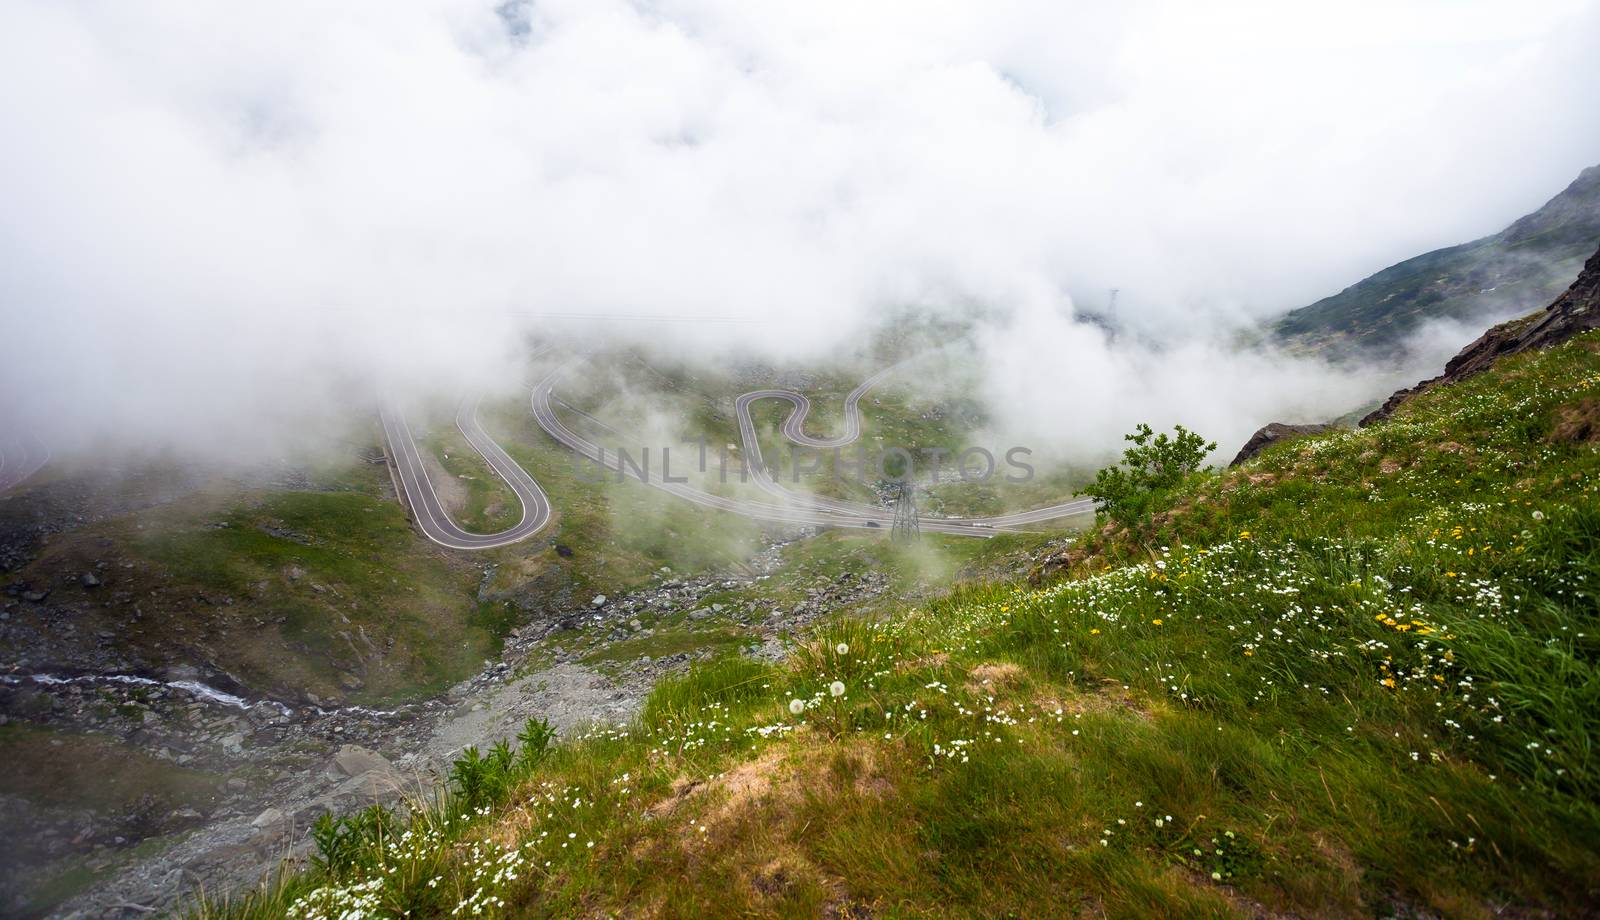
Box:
(966, 661), (1023, 695)
(1550, 397), (1600, 444)
(894, 651), (948, 673)
(616, 739), (896, 917)
(1034, 680), (1156, 724)
(642, 746), (793, 838)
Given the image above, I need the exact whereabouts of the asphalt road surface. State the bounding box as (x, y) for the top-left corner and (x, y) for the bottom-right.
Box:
(380, 397), (552, 550)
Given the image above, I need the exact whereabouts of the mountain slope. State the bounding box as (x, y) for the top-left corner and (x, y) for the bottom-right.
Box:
(1362, 243), (1600, 425)
(196, 322), (1600, 918)
(1275, 164), (1600, 356)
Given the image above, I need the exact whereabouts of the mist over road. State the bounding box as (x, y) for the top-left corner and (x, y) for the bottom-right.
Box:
(0, 434), (49, 494)
(0, 351), (1098, 548)
(381, 353), (1094, 550)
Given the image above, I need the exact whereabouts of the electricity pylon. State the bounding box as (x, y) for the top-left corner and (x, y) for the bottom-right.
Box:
(890, 480), (920, 542)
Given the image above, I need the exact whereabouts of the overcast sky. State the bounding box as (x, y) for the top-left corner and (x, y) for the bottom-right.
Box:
(3, 0), (1598, 457)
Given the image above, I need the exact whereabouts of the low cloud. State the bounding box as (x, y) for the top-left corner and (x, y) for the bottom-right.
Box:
(972, 301), (1420, 465)
(3, 0), (1597, 459)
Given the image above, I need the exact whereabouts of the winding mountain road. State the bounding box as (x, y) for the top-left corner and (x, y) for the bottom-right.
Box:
(380, 397), (552, 550)
(732, 380), (1097, 528)
(380, 353), (1094, 549)
(532, 356), (1095, 537)
(528, 362), (900, 531)
(0, 433), (50, 494)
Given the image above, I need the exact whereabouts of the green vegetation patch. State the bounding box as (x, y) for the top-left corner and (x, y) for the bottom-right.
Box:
(420, 424), (523, 534)
(0, 725), (223, 917)
(0, 723), (222, 812)
(128, 489), (490, 702)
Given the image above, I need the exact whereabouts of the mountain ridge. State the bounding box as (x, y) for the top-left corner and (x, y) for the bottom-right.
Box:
(1274, 163), (1600, 356)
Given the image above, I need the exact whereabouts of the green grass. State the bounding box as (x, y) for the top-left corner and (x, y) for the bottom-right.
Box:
(0, 723), (223, 812)
(126, 489), (495, 702)
(13, 865), (105, 920)
(188, 332), (1600, 918)
(580, 627), (750, 667)
(419, 425), (523, 534)
(10, 451), (502, 705)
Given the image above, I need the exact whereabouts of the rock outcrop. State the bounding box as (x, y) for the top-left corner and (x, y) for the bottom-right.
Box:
(1229, 422), (1335, 467)
(1362, 243), (1600, 426)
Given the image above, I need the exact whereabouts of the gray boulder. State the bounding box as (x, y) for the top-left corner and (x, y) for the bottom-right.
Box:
(331, 744), (393, 778)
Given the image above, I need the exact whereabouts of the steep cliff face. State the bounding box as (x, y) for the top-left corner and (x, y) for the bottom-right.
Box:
(1362, 243), (1600, 425)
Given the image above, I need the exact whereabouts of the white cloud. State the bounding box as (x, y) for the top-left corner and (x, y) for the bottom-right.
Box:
(2, 0), (1597, 457)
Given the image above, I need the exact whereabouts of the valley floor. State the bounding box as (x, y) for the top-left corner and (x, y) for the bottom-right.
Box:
(3, 509), (1057, 918)
(2, 342), (1081, 918)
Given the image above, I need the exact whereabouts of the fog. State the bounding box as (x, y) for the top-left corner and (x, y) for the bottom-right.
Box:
(4, 0), (1599, 463)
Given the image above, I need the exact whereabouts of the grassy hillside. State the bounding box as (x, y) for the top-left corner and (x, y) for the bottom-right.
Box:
(1275, 165), (1600, 356)
(9, 456), (500, 705)
(198, 333), (1599, 918)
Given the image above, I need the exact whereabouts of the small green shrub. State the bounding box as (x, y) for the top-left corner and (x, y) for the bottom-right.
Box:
(517, 716), (556, 769)
(449, 718), (557, 811)
(1083, 423), (1216, 527)
(449, 740), (516, 811)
